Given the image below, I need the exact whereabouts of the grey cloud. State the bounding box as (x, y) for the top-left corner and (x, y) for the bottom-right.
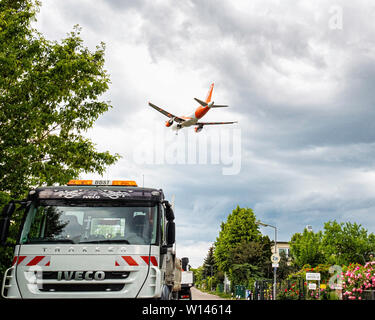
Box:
(255, 191), (375, 240)
(38, 0), (375, 265)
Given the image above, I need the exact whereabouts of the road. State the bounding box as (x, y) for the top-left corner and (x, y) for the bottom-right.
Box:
(191, 286), (227, 300)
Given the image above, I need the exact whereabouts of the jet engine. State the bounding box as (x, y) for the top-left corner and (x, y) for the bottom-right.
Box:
(165, 118), (174, 127)
(194, 125), (203, 133)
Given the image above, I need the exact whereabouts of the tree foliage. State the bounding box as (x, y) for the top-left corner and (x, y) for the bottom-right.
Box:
(227, 239), (272, 285)
(0, 0), (119, 198)
(0, 0), (119, 276)
(289, 229), (326, 269)
(214, 206), (263, 273)
(214, 206), (272, 286)
(202, 246), (218, 278)
(276, 250), (297, 281)
(322, 221), (375, 265)
(228, 240), (271, 276)
(289, 221), (375, 268)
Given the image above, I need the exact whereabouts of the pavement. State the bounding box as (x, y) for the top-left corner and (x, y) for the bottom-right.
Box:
(190, 286), (227, 300)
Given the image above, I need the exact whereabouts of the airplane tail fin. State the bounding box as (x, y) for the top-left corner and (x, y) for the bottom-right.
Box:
(205, 83), (214, 103)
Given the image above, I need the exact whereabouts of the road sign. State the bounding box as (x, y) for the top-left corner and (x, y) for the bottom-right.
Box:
(272, 263), (279, 268)
(306, 273), (321, 281)
(309, 283), (317, 290)
(271, 253), (280, 264)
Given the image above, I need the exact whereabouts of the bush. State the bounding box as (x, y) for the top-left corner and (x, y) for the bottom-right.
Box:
(342, 261), (375, 300)
(277, 288), (299, 300)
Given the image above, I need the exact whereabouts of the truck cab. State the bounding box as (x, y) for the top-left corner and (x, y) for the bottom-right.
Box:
(0, 180), (177, 299)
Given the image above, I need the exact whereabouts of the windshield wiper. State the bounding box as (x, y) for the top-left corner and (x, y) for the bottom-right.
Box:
(79, 239), (130, 244)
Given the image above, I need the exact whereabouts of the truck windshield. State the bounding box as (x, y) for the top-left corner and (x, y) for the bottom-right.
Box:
(20, 204), (158, 245)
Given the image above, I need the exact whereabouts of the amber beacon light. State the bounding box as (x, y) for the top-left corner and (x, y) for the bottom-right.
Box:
(67, 180), (138, 186)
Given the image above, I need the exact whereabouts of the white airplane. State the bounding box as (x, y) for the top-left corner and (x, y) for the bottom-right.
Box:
(148, 83), (237, 133)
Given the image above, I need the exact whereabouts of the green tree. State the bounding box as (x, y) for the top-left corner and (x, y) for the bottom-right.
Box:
(202, 246), (224, 290)
(227, 239), (272, 286)
(0, 0), (119, 276)
(322, 221), (375, 265)
(289, 228), (325, 269)
(214, 206), (263, 274)
(190, 266), (204, 288)
(203, 246), (217, 278)
(0, 0), (119, 199)
(276, 250), (296, 281)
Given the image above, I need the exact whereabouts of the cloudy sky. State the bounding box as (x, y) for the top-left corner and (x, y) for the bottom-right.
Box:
(36, 0), (375, 267)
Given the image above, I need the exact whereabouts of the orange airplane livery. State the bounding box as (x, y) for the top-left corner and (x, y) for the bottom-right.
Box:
(148, 83), (237, 133)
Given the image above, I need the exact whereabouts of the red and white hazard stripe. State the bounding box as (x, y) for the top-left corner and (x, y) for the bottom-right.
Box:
(12, 256), (51, 267)
(115, 255), (158, 267)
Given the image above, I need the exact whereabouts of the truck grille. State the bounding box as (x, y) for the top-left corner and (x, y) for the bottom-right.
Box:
(39, 283), (125, 292)
(37, 271), (129, 292)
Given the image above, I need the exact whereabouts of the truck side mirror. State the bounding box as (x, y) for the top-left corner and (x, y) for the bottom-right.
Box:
(166, 221), (175, 247)
(163, 201), (175, 221)
(0, 202), (16, 246)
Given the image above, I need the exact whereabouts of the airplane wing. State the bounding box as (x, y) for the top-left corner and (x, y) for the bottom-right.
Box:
(148, 102), (185, 123)
(196, 121), (238, 125)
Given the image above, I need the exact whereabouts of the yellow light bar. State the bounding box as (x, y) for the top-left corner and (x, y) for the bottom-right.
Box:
(67, 180), (137, 186)
(112, 180), (138, 186)
(67, 180), (93, 186)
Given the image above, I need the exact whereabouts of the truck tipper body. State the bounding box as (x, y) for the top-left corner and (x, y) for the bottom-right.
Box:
(0, 180), (177, 299)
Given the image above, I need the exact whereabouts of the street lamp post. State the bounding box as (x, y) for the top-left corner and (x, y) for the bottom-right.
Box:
(256, 220), (278, 300)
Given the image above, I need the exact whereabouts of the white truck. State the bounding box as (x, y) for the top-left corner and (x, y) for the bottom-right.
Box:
(0, 179), (179, 299)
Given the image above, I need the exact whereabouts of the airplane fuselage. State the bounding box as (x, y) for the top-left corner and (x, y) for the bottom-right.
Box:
(173, 106), (211, 129)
